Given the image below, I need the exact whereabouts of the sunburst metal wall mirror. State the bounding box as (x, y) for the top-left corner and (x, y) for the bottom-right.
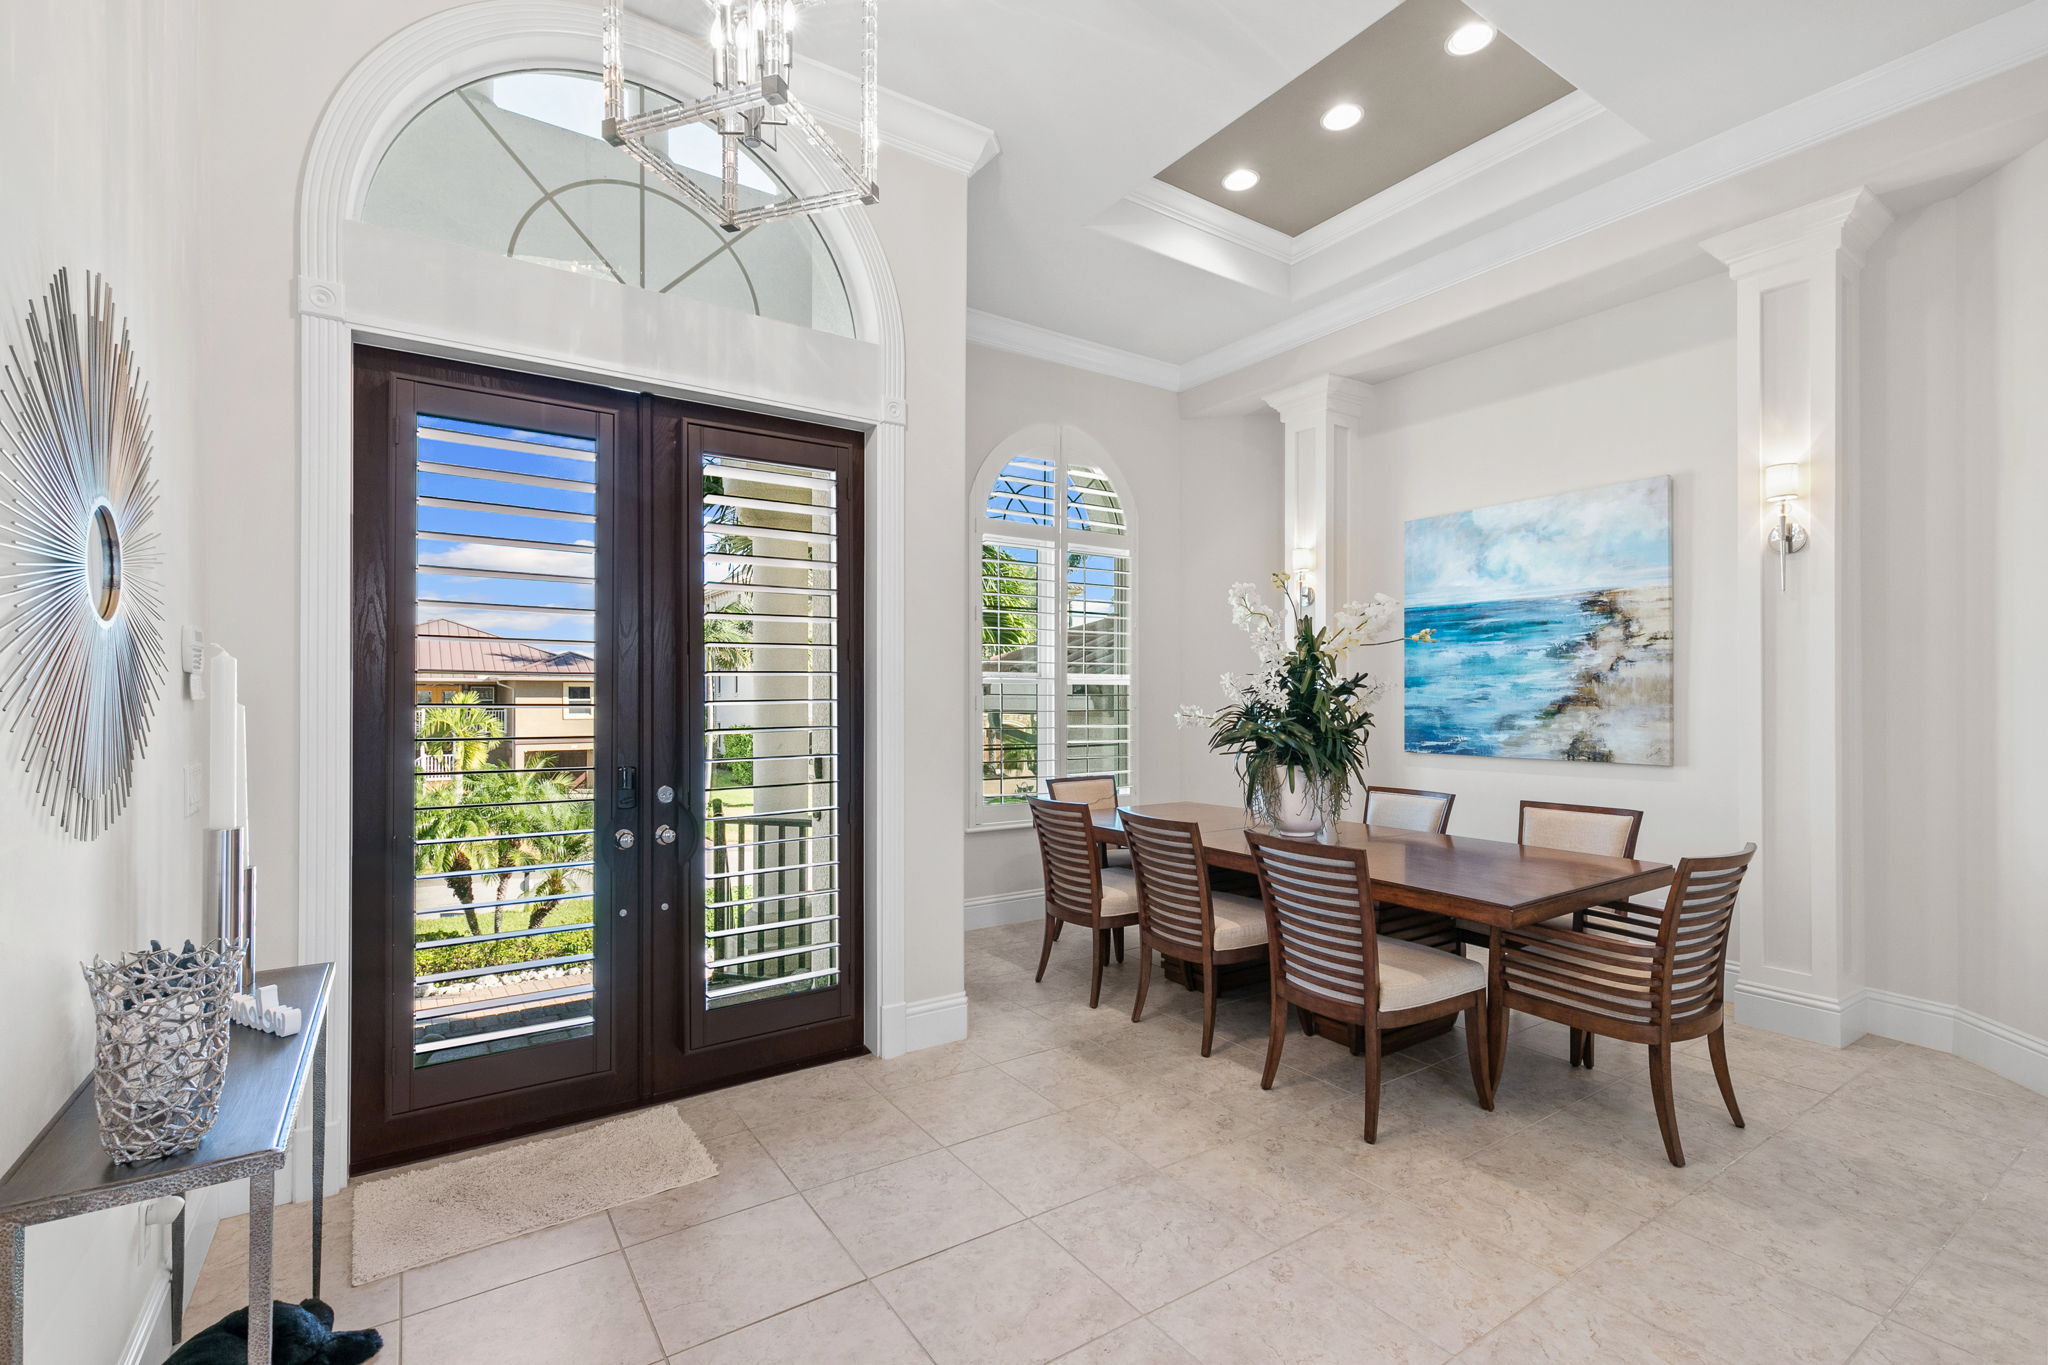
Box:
(0, 269), (166, 839)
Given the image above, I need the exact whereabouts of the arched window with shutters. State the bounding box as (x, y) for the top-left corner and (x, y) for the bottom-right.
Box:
(972, 425), (1132, 823)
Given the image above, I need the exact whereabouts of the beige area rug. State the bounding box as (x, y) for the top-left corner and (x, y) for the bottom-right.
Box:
(350, 1106), (716, 1284)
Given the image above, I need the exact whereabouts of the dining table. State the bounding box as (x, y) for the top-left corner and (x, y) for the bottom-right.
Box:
(1091, 802), (1675, 1079)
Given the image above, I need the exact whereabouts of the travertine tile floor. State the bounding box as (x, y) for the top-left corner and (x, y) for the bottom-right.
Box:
(190, 922), (2048, 1364)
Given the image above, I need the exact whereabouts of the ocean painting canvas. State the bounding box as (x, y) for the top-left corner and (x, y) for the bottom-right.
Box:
(1403, 476), (1673, 765)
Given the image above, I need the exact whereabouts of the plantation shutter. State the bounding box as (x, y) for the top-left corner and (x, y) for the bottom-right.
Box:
(973, 437), (1132, 822)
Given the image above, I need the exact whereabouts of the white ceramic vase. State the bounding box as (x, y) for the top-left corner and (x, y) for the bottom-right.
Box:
(1267, 767), (1325, 836)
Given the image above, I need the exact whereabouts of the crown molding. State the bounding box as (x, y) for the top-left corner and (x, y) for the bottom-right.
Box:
(1174, 0), (2048, 391)
(966, 309), (1183, 391)
(1122, 178), (1295, 264)
(1700, 187), (1896, 277)
(1262, 374), (1374, 426)
(1102, 92), (1640, 303)
(799, 60), (1000, 177)
(1293, 92), (1616, 259)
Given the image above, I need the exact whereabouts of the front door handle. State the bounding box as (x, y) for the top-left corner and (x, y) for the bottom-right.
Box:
(654, 824), (677, 846)
(614, 829), (636, 850)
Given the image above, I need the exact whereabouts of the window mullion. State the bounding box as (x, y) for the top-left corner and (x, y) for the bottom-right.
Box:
(1045, 526), (1066, 791)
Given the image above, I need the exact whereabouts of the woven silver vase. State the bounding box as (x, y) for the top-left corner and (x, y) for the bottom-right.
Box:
(81, 938), (245, 1163)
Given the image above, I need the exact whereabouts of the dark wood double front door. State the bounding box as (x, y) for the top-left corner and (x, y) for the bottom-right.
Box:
(351, 348), (863, 1171)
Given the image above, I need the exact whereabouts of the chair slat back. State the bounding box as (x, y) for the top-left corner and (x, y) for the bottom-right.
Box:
(1118, 809), (1212, 956)
(1656, 844), (1755, 1023)
(1029, 798), (1103, 920)
(1046, 774), (1120, 814)
(1365, 786), (1455, 834)
(1518, 801), (1643, 858)
(1247, 832), (1378, 1017)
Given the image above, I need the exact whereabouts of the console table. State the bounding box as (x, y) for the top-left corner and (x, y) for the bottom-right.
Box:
(0, 963), (332, 1365)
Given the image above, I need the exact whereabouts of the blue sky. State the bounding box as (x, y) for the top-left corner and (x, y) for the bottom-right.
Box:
(1404, 475), (1672, 608)
(416, 415), (599, 647)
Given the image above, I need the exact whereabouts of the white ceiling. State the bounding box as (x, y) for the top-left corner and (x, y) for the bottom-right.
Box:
(672, 0), (2036, 374)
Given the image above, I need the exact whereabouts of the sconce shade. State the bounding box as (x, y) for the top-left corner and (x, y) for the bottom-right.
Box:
(1763, 462), (1806, 503)
(1290, 546), (1318, 573)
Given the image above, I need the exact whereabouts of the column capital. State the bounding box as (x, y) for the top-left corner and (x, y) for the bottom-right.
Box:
(1260, 374), (1373, 427)
(1701, 187), (1894, 280)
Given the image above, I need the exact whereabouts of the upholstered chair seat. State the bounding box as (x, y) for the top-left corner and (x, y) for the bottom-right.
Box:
(1096, 867), (1140, 917)
(1374, 938), (1487, 1012)
(1207, 893), (1270, 952)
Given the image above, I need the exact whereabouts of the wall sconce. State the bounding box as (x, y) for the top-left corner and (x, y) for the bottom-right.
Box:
(1290, 545), (1318, 612)
(1763, 462), (1808, 591)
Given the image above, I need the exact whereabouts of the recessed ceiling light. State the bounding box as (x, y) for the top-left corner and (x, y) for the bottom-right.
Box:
(1222, 168), (1260, 192)
(1320, 102), (1364, 132)
(1445, 20), (1496, 55)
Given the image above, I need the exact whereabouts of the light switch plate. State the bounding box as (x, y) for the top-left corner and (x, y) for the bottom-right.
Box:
(183, 627), (206, 699)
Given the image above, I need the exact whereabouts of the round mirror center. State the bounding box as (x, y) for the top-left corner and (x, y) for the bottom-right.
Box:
(86, 504), (122, 621)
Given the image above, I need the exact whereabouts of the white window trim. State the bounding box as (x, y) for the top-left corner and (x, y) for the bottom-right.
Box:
(563, 681), (593, 719)
(966, 424), (1137, 830)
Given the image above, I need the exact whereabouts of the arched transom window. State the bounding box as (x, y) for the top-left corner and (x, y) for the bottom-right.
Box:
(364, 69), (854, 337)
(975, 427), (1131, 821)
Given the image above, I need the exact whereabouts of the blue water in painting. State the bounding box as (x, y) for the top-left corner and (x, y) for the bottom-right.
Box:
(1403, 595), (1604, 756)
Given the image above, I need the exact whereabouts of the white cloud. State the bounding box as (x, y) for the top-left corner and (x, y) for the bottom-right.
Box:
(422, 539), (595, 578)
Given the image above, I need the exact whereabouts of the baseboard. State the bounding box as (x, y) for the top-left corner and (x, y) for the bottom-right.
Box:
(1860, 988), (2048, 1097)
(1728, 976), (1856, 1046)
(116, 1271), (171, 1365)
(965, 890), (1041, 930)
(1728, 968), (2048, 1098)
(875, 990), (971, 1059)
(1855, 988), (1955, 1051)
(903, 991), (970, 1051)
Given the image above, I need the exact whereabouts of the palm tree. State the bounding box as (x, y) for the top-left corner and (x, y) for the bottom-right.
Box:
(414, 694), (594, 938)
(415, 692), (508, 933)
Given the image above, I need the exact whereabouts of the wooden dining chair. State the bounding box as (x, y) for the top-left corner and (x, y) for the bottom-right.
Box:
(1247, 831), (1494, 1141)
(1364, 786), (1455, 833)
(1045, 773), (1131, 867)
(1120, 808), (1270, 1056)
(1487, 844), (1757, 1166)
(1028, 797), (1140, 1008)
(1518, 800), (1647, 1063)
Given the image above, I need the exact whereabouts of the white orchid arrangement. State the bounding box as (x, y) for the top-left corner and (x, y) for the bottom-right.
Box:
(1177, 573), (1431, 822)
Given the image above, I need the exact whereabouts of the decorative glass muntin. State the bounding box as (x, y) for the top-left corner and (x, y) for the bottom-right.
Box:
(0, 270), (166, 839)
(602, 0), (879, 232)
(364, 68), (854, 337)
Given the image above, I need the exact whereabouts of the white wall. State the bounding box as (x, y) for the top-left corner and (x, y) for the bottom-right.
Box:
(1348, 278), (1742, 868)
(962, 345), (1280, 911)
(0, 3), (206, 1361)
(1861, 138), (2048, 1049)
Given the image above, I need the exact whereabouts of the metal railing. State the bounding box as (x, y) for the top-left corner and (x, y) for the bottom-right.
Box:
(705, 802), (836, 1000)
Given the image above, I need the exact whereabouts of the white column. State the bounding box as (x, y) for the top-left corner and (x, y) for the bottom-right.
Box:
(1261, 376), (1373, 622)
(1703, 188), (1890, 1044)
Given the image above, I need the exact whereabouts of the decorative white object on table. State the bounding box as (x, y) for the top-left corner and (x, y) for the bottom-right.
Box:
(228, 983), (301, 1037)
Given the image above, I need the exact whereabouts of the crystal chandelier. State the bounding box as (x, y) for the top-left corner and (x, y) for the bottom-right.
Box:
(602, 0), (879, 232)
